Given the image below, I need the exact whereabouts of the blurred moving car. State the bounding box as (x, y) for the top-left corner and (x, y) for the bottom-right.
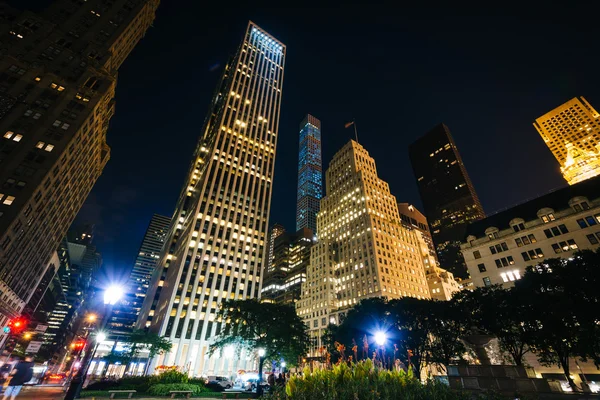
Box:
(206, 376), (233, 389)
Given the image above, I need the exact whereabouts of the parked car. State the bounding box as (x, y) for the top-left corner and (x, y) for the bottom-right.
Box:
(207, 376), (233, 389)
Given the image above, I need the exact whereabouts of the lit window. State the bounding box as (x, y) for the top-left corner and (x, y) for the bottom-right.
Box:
(3, 131), (13, 139)
(2, 196), (15, 205)
(34, 76), (41, 82)
(36, 141), (45, 149)
(13, 134), (22, 142)
(44, 144), (54, 152)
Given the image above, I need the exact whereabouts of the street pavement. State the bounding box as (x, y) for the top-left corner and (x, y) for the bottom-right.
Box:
(10, 385), (65, 400)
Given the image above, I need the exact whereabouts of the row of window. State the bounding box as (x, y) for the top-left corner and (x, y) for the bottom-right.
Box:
(551, 239), (578, 254)
(515, 234), (537, 247)
(543, 224), (569, 238)
(576, 214), (600, 228)
(521, 248), (544, 261)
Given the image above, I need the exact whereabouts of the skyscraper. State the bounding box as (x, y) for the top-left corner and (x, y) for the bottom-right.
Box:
(266, 223), (285, 273)
(297, 140), (431, 353)
(261, 228), (313, 305)
(138, 22), (285, 376)
(534, 96), (600, 185)
(409, 123), (484, 278)
(0, 0), (160, 326)
(296, 114), (322, 234)
(107, 214), (170, 337)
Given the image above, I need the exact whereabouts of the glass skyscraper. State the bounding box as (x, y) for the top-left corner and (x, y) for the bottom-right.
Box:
(138, 22), (285, 377)
(296, 114), (322, 234)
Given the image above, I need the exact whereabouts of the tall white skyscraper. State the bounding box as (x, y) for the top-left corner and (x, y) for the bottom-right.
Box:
(297, 140), (431, 353)
(138, 22), (285, 376)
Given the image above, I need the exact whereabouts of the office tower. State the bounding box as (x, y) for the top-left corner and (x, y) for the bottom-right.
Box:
(266, 223), (285, 273)
(409, 123), (484, 278)
(297, 140), (431, 353)
(534, 96), (600, 185)
(0, 0), (160, 327)
(138, 22), (285, 376)
(397, 203), (436, 257)
(462, 174), (600, 288)
(107, 214), (170, 337)
(398, 202), (460, 301)
(296, 114), (322, 234)
(261, 228), (313, 304)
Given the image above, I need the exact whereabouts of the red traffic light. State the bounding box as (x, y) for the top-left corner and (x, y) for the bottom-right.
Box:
(6, 317), (27, 333)
(72, 340), (86, 351)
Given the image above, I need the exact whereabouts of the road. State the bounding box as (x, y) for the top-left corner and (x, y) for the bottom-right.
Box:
(9, 385), (65, 400)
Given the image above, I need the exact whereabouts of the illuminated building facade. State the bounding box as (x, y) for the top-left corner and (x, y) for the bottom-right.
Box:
(138, 22), (285, 376)
(0, 0), (160, 326)
(397, 202), (460, 301)
(462, 174), (600, 288)
(108, 214), (170, 337)
(534, 96), (600, 185)
(261, 228), (313, 304)
(266, 223), (285, 273)
(297, 140), (430, 353)
(409, 123), (484, 278)
(296, 114), (322, 234)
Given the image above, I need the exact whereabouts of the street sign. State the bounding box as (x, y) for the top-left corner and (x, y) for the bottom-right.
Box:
(25, 341), (43, 354)
(34, 324), (48, 333)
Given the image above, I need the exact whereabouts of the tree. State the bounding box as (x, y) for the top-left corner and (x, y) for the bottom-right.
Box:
(122, 329), (172, 375)
(210, 299), (309, 374)
(515, 252), (600, 391)
(426, 299), (469, 373)
(454, 286), (534, 366)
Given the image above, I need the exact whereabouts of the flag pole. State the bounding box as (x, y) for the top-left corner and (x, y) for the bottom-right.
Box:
(353, 120), (358, 143)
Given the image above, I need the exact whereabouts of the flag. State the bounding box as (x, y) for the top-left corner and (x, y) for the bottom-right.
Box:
(344, 121), (355, 129)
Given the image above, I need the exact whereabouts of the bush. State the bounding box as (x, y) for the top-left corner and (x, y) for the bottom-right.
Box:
(80, 390), (111, 398)
(151, 369), (189, 384)
(118, 376), (153, 392)
(263, 360), (473, 400)
(84, 379), (120, 391)
(147, 383), (207, 396)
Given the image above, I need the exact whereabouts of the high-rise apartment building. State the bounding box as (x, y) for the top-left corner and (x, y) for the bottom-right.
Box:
(409, 123), (484, 278)
(107, 214), (170, 336)
(137, 22), (285, 376)
(266, 223), (285, 273)
(534, 96), (600, 185)
(261, 228), (313, 304)
(297, 140), (431, 352)
(0, 0), (160, 325)
(296, 114), (322, 234)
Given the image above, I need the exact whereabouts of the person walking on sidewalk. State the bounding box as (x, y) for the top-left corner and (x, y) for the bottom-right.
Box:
(2, 356), (33, 400)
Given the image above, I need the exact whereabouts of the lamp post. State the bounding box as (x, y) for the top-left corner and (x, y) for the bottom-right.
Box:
(374, 331), (387, 369)
(63, 332), (106, 400)
(257, 348), (266, 397)
(100, 285), (123, 378)
(64, 285), (123, 400)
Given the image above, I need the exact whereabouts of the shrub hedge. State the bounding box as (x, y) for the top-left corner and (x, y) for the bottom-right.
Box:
(147, 383), (207, 396)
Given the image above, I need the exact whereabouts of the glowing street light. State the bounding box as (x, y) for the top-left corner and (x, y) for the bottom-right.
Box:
(258, 348), (266, 357)
(281, 361), (286, 368)
(96, 332), (107, 343)
(87, 314), (97, 322)
(375, 331), (387, 347)
(104, 285), (124, 305)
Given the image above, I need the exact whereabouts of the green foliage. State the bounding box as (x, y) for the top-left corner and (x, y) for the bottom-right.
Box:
(151, 369), (189, 384)
(263, 360), (471, 400)
(210, 299), (310, 367)
(147, 383), (207, 396)
(128, 329), (173, 360)
(327, 297), (469, 375)
(79, 390), (113, 398)
(513, 251), (600, 391)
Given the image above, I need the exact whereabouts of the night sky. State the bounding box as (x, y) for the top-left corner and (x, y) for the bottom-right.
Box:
(14, 2), (600, 281)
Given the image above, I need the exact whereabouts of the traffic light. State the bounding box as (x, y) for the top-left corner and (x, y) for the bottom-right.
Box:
(5, 317), (27, 335)
(71, 340), (86, 351)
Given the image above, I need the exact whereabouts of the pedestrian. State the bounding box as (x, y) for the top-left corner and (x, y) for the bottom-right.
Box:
(0, 362), (12, 394)
(2, 356), (33, 400)
(267, 372), (275, 387)
(276, 373), (285, 386)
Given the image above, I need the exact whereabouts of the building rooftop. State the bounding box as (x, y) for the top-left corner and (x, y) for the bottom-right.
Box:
(464, 174), (600, 239)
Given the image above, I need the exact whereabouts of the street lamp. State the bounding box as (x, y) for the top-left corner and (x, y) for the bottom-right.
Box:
(374, 331), (387, 346)
(104, 285), (124, 305)
(257, 348), (266, 396)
